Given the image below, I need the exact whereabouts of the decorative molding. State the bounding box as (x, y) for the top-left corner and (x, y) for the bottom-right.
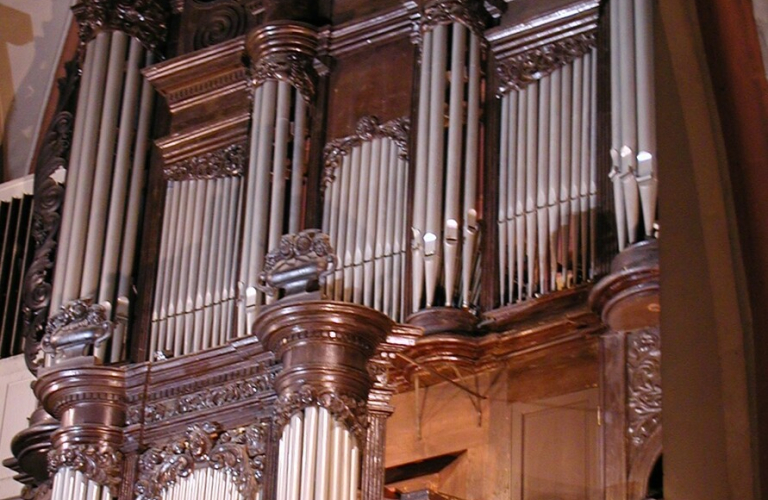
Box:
(135, 421), (268, 500)
(163, 144), (246, 181)
(626, 328), (661, 455)
(72, 0), (171, 51)
(129, 371), (276, 426)
(496, 32), (596, 93)
(48, 444), (123, 495)
(23, 60), (80, 375)
(327, 1), (419, 57)
(422, 0), (492, 36)
(42, 299), (112, 362)
(258, 230), (337, 298)
(273, 385), (368, 444)
(323, 116), (410, 186)
(253, 52), (317, 101)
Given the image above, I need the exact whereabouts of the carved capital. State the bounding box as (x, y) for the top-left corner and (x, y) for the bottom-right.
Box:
(323, 116), (410, 186)
(48, 443), (123, 494)
(72, 0), (171, 51)
(496, 33), (596, 94)
(247, 23), (320, 101)
(135, 421), (268, 500)
(627, 328), (661, 456)
(422, 0), (491, 36)
(163, 144), (246, 181)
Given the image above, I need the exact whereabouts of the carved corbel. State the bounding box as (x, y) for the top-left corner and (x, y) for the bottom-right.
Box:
(72, 0), (171, 52)
(246, 23), (321, 102)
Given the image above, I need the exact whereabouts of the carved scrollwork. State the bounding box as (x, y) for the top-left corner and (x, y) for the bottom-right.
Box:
(163, 144), (246, 181)
(323, 116), (410, 186)
(72, 0), (171, 52)
(496, 32), (596, 94)
(23, 60), (80, 375)
(192, 3), (247, 51)
(627, 328), (661, 454)
(253, 52), (317, 102)
(48, 444), (123, 495)
(422, 0), (490, 36)
(274, 384), (368, 445)
(135, 421), (268, 500)
(129, 371), (276, 425)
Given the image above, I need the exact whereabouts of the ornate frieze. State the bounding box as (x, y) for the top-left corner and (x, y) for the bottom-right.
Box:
(323, 116), (410, 186)
(627, 328), (661, 454)
(128, 371), (276, 426)
(135, 421), (268, 500)
(48, 444), (123, 494)
(42, 300), (112, 363)
(163, 144), (246, 181)
(72, 0), (171, 51)
(273, 385), (368, 444)
(496, 32), (596, 93)
(422, 0), (492, 36)
(23, 61), (80, 375)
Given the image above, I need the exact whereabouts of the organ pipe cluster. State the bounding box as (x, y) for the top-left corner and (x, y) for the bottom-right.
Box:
(412, 20), (484, 311)
(610, 0), (657, 249)
(50, 32), (154, 363)
(497, 50), (598, 304)
(50, 469), (111, 500)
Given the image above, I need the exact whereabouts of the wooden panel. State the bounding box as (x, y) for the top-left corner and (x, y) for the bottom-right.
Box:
(327, 37), (415, 139)
(511, 389), (601, 500)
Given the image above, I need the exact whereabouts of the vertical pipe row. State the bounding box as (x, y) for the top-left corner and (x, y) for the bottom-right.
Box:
(51, 469), (111, 500)
(497, 53), (598, 306)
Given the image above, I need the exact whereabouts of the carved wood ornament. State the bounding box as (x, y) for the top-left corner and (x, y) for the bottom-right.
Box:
(627, 327), (661, 456)
(135, 421), (268, 500)
(72, 0), (171, 51)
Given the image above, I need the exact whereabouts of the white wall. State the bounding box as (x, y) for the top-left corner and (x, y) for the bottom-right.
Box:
(0, 355), (37, 499)
(0, 0), (72, 182)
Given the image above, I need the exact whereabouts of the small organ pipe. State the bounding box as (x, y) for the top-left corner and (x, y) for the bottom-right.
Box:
(268, 81), (292, 250)
(525, 82), (538, 298)
(383, 142), (398, 317)
(412, 29), (432, 312)
(354, 141), (371, 304)
(515, 87), (526, 299)
(537, 76), (551, 293)
(290, 95), (307, 233)
(364, 138), (383, 308)
(315, 408), (331, 500)
(498, 92), (510, 301)
(344, 146), (362, 302)
(334, 154), (352, 301)
(570, 57), (583, 281)
(635, 0), (657, 236)
(300, 407), (318, 500)
(548, 68), (562, 291)
(559, 63), (572, 285)
(393, 151), (407, 321)
(373, 139), (391, 311)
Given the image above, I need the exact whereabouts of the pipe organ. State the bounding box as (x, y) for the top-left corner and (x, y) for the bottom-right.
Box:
(8, 0), (665, 499)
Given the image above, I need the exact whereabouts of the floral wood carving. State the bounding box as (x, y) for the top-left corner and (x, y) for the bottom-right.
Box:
(42, 299), (112, 362)
(274, 384), (368, 445)
(627, 328), (661, 454)
(323, 116), (410, 186)
(135, 421), (268, 500)
(423, 0), (491, 36)
(496, 32), (596, 94)
(72, 0), (171, 52)
(23, 60), (80, 375)
(48, 444), (123, 495)
(163, 144), (246, 181)
(253, 52), (317, 103)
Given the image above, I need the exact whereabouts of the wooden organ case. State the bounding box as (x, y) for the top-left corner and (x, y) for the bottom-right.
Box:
(7, 0), (663, 500)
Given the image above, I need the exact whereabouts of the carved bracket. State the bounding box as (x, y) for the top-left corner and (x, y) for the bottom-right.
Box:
(163, 144), (246, 181)
(48, 444), (123, 496)
(72, 0), (171, 52)
(627, 328), (661, 457)
(496, 32), (596, 94)
(273, 385), (368, 445)
(135, 421), (268, 500)
(323, 116), (410, 186)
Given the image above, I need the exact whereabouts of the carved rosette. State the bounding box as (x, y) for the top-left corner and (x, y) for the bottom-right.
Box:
(48, 444), (123, 495)
(422, 0), (491, 36)
(627, 328), (661, 455)
(323, 116), (410, 186)
(246, 23), (320, 102)
(23, 61), (80, 375)
(163, 144), (246, 181)
(496, 32), (596, 94)
(135, 421), (268, 500)
(273, 385), (368, 444)
(72, 0), (171, 51)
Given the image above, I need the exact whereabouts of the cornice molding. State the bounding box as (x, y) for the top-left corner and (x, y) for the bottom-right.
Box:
(326, 1), (420, 57)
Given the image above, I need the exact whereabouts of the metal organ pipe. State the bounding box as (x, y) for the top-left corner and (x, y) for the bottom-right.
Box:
(50, 468), (111, 500)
